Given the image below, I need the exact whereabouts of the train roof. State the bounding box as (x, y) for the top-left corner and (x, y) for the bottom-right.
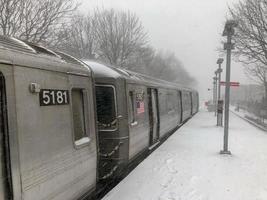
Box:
(84, 60), (195, 91)
(0, 35), (91, 76)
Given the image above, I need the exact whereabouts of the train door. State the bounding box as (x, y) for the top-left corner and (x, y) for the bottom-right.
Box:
(95, 84), (119, 180)
(0, 73), (12, 199)
(148, 88), (159, 147)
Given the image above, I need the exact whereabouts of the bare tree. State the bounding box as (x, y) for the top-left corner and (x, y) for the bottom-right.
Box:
(138, 51), (196, 86)
(0, 0), (24, 36)
(93, 9), (147, 68)
(113, 46), (196, 86)
(125, 45), (155, 72)
(0, 0), (77, 44)
(56, 14), (97, 59)
(229, 0), (267, 96)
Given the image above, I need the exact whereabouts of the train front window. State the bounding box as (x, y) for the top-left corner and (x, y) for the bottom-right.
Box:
(96, 85), (117, 131)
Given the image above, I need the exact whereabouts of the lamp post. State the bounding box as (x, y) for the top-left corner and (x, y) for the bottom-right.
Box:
(217, 58), (224, 100)
(214, 72), (218, 116)
(213, 77), (216, 109)
(220, 20), (238, 155)
(217, 58), (224, 126)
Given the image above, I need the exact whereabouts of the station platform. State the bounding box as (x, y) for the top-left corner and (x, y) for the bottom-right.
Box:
(102, 109), (267, 200)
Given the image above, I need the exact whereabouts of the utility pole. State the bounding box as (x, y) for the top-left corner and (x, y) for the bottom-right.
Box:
(220, 20), (238, 155)
(217, 58), (224, 126)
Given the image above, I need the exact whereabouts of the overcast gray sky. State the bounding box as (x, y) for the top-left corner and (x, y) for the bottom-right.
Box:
(80, 0), (250, 101)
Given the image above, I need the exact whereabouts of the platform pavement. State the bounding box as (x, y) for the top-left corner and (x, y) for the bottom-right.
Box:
(102, 109), (267, 200)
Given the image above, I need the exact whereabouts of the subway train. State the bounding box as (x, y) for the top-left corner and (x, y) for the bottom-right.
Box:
(0, 35), (198, 200)
(83, 61), (199, 185)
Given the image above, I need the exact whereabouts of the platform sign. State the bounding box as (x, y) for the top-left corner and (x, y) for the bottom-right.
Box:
(220, 81), (240, 87)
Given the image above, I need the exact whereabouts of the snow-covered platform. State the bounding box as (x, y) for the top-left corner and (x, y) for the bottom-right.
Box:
(102, 109), (267, 200)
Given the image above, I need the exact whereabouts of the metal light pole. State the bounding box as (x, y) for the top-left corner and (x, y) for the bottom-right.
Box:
(217, 58), (224, 101)
(213, 77), (216, 109)
(214, 73), (218, 116)
(217, 58), (224, 126)
(220, 20), (238, 155)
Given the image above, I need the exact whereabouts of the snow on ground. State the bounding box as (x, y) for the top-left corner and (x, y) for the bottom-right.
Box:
(230, 106), (267, 132)
(230, 105), (259, 120)
(102, 109), (267, 200)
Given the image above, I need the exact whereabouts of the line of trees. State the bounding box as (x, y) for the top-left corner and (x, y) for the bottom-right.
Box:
(229, 0), (267, 98)
(0, 0), (195, 86)
(0, 0), (77, 44)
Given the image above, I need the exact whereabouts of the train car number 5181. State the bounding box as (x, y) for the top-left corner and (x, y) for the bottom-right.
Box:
(40, 89), (69, 106)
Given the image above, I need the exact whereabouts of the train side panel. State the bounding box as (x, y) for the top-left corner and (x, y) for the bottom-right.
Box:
(127, 84), (150, 161)
(158, 88), (182, 139)
(192, 91), (199, 114)
(13, 66), (97, 200)
(181, 90), (192, 121)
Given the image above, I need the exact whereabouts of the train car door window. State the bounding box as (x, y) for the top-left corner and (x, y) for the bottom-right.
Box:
(148, 88), (159, 146)
(71, 88), (90, 146)
(177, 90), (182, 123)
(167, 92), (175, 114)
(190, 92), (193, 115)
(182, 92), (190, 112)
(95, 85), (117, 131)
(129, 91), (136, 124)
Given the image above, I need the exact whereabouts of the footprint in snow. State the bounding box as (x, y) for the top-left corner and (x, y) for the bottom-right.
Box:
(183, 188), (209, 200)
(158, 191), (180, 200)
(166, 158), (173, 164)
(160, 177), (174, 188)
(167, 166), (178, 174)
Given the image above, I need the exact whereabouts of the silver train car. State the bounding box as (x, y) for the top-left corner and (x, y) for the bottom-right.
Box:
(0, 36), (97, 200)
(84, 61), (199, 183)
(0, 35), (198, 199)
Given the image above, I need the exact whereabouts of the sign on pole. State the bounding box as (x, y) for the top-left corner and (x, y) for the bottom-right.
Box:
(220, 81), (240, 87)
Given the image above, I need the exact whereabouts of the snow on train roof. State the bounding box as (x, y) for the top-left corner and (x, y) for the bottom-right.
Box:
(0, 35), (90, 75)
(83, 60), (124, 78)
(84, 60), (195, 91)
(84, 60), (154, 81)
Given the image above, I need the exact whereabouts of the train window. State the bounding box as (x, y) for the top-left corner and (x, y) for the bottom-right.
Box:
(129, 91), (135, 123)
(95, 85), (117, 131)
(177, 91), (182, 112)
(71, 88), (90, 146)
(182, 92), (190, 111)
(159, 91), (168, 115)
(167, 92), (175, 112)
